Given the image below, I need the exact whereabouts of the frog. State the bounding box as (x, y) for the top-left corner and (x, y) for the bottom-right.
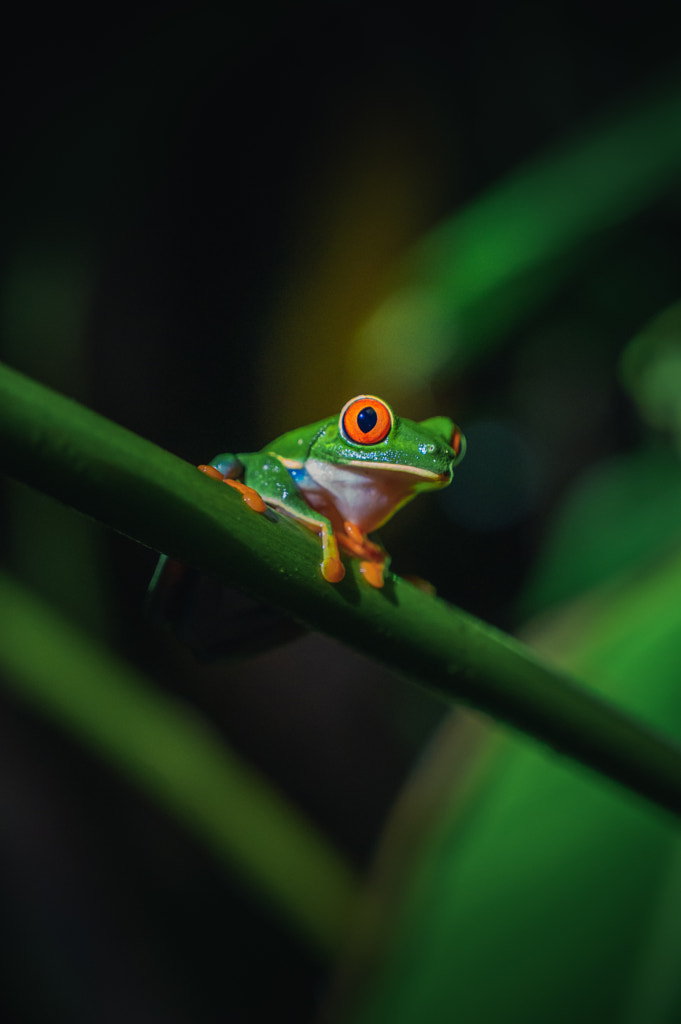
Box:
(198, 394), (465, 589)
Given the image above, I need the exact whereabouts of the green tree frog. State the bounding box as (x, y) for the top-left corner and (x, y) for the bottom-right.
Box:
(199, 394), (465, 588)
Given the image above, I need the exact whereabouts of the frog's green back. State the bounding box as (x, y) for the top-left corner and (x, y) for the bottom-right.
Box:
(255, 417), (332, 462)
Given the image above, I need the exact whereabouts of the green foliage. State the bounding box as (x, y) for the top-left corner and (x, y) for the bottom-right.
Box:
(4, 32), (681, 1021)
(0, 570), (359, 955)
(340, 547), (681, 1024)
(620, 300), (681, 446)
(3, 360), (681, 831)
(358, 76), (681, 387)
(518, 445), (681, 617)
(4, 344), (681, 1021)
(326, 74), (681, 1024)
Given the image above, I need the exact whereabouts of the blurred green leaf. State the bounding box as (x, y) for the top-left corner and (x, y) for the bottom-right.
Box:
(336, 541), (681, 1024)
(358, 75), (681, 388)
(620, 300), (681, 448)
(0, 569), (359, 956)
(518, 445), (681, 618)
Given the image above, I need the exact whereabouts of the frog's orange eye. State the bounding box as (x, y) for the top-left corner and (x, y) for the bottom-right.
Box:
(451, 427), (462, 457)
(340, 395), (393, 445)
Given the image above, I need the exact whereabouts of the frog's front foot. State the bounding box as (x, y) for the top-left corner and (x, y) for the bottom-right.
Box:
(339, 521), (383, 560)
(337, 522), (388, 588)
(198, 465), (267, 513)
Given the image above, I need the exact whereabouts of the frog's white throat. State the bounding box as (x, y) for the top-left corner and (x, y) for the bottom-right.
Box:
(298, 457), (444, 534)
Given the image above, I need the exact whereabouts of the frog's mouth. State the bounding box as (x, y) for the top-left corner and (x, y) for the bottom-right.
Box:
(345, 460), (450, 482)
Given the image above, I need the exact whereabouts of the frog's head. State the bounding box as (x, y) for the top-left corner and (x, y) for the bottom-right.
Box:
(312, 395), (465, 489)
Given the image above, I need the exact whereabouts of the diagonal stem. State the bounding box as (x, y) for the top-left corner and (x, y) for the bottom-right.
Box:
(2, 359), (681, 821)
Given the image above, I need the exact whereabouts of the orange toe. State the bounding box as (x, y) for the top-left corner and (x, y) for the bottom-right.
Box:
(360, 560), (384, 588)
(322, 556), (345, 583)
(224, 478), (267, 513)
(198, 464), (225, 481)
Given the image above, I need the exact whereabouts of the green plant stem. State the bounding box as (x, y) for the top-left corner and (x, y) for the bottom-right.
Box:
(2, 360), (681, 820)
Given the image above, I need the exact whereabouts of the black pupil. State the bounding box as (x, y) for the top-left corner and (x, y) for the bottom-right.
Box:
(357, 406), (378, 434)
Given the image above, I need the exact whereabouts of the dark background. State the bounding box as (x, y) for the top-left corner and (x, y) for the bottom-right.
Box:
(2, 3), (681, 1021)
